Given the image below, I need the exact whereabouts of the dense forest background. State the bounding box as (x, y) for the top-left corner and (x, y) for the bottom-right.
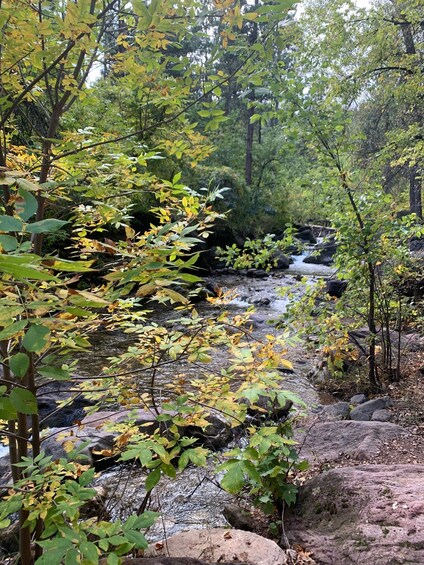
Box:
(0, 0), (423, 563)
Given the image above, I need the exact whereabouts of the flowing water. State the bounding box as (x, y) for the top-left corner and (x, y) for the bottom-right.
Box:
(0, 253), (335, 536)
(87, 257), (335, 540)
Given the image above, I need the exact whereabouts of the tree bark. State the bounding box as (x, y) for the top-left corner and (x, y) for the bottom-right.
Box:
(245, 99), (255, 186)
(409, 165), (422, 218)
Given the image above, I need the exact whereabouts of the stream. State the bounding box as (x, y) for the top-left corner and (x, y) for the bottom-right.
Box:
(86, 255), (335, 541)
(0, 251), (336, 540)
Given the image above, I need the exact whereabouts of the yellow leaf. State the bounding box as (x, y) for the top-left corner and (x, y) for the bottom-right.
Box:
(125, 225), (135, 239)
(136, 283), (156, 297)
(280, 359), (293, 370)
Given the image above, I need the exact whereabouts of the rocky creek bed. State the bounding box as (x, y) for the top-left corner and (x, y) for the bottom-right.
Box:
(2, 254), (424, 564)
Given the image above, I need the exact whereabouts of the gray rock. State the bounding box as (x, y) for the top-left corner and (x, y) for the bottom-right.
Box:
(37, 381), (96, 429)
(371, 409), (392, 422)
(184, 413), (234, 449)
(82, 408), (160, 435)
(145, 528), (288, 564)
(252, 297), (271, 306)
(286, 465), (424, 565)
(223, 504), (257, 531)
(315, 402), (351, 421)
(247, 269), (268, 278)
(297, 420), (407, 463)
(295, 226), (317, 244)
(303, 239), (337, 266)
(248, 315), (266, 327)
(0, 455), (11, 487)
(246, 396), (293, 423)
(41, 427), (116, 466)
(350, 393), (367, 405)
(326, 279), (348, 298)
(350, 396), (392, 421)
(0, 521), (19, 558)
(273, 251), (291, 269)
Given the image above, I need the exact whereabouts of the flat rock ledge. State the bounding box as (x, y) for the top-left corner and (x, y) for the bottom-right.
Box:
(145, 528), (289, 564)
(297, 420), (407, 463)
(286, 464), (424, 565)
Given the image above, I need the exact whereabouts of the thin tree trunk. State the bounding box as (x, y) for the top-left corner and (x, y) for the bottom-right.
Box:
(368, 266), (380, 391)
(409, 165), (422, 218)
(245, 100), (254, 186)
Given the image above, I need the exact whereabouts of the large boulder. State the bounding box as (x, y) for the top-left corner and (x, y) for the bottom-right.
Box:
(303, 239), (337, 266)
(326, 279), (348, 298)
(39, 409), (163, 467)
(287, 465), (424, 565)
(272, 250), (291, 270)
(350, 396), (393, 421)
(184, 413), (234, 450)
(297, 420), (407, 463)
(246, 396), (293, 423)
(0, 521), (19, 558)
(40, 407), (237, 466)
(295, 226), (317, 244)
(37, 381), (96, 428)
(312, 402), (351, 421)
(145, 529), (288, 565)
(40, 426), (117, 467)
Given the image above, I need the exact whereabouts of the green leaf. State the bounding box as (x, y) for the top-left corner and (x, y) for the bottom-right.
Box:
(38, 366), (71, 381)
(0, 235), (18, 251)
(178, 450), (190, 471)
(98, 539), (109, 552)
(0, 215), (23, 232)
(107, 535), (128, 546)
(128, 511), (158, 529)
(22, 324), (50, 353)
(64, 548), (79, 565)
(0, 255), (58, 281)
(25, 219), (68, 234)
(36, 538), (73, 564)
(188, 448), (207, 467)
(242, 460), (262, 484)
(0, 396), (17, 419)
(220, 462), (245, 494)
(160, 462), (177, 478)
(279, 390), (306, 407)
(16, 177), (41, 192)
(250, 114), (261, 124)
(124, 530), (148, 548)
(297, 459), (309, 471)
(0, 319), (27, 340)
(10, 388), (38, 415)
(179, 273), (202, 283)
(44, 258), (94, 272)
(10, 353), (30, 378)
(16, 188), (38, 221)
(145, 468), (161, 492)
(80, 541), (99, 563)
(107, 555), (120, 565)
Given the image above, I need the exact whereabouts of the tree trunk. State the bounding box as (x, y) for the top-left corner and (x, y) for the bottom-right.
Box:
(409, 165), (422, 219)
(245, 100), (254, 186)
